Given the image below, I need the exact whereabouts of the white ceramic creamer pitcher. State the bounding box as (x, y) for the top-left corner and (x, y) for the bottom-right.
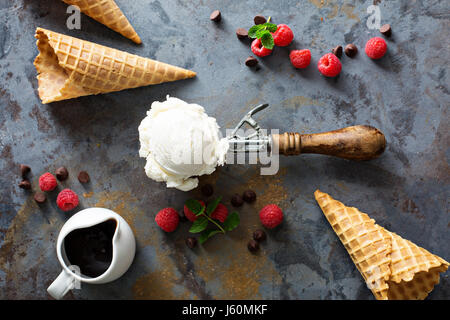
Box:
(47, 207), (135, 299)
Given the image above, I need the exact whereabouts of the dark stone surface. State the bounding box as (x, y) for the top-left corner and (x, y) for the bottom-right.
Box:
(0, 0), (448, 299)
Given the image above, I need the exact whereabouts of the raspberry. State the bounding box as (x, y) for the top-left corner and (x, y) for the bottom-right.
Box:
(39, 172), (57, 191)
(272, 24), (294, 47)
(259, 204), (283, 229)
(317, 53), (342, 77)
(365, 37), (387, 59)
(184, 200), (205, 222)
(289, 49), (311, 69)
(155, 207), (179, 232)
(251, 38), (272, 57)
(56, 189), (79, 212)
(210, 203), (228, 223)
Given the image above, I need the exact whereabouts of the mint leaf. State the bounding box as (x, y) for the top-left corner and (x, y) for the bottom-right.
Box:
(255, 29), (271, 39)
(262, 23), (278, 33)
(249, 21), (277, 40)
(185, 199), (204, 216)
(223, 212), (240, 232)
(189, 216), (208, 233)
(199, 229), (222, 244)
(248, 25), (263, 38)
(260, 32), (274, 49)
(195, 205), (205, 216)
(206, 196), (222, 216)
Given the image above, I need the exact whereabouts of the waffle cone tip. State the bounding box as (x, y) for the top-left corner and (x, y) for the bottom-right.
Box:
(62, 0), (142, 44)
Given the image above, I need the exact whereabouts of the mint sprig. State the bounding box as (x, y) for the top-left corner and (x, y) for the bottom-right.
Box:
(248, 17), (277, 50)
(185, 198), (240, 244)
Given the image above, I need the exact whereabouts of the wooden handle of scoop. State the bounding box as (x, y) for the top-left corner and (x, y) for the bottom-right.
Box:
(271, 125), (386, 160)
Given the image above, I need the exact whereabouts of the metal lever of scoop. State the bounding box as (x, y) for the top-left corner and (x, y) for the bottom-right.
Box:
(227, 104), (271, 153)
(228, 103), (269, 139)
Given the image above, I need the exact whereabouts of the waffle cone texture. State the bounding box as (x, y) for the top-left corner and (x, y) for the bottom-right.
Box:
(34, 28), (196, 103)
(314, 190), (448, 300)
(62, 0), (141, 43)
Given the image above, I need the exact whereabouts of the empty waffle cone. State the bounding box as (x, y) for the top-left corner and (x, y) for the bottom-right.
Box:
(34, 28), (196, 104)
(314, 190), (449, 300)
(62, 0), (141, 43)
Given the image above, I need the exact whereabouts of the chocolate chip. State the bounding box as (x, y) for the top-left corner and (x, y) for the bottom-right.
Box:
(186, 237), (197, 249)
(242, 190), (256, 203)
(254, 15), (266, 25)
(201, 184), (214, 197)
(253, 229), (266, 242)
(77, 171), (90, 183)
(344, 44), (358, 57)
(55, 167), (69, 181)
(247, 239), (260, 253)
(231, 194), (244, 207)
(19, 180), (31, 190)
(332, 45), (343, 58)
(380, 24), (392, 37)
(210, 10), (221, 22)
(236, 28), (248, 40)
(34, 191), (46, 204)
(20, 164), (31, 178)
(245, 56), (258, 67)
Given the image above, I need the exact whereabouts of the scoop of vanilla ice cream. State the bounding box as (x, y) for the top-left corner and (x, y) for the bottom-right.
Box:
(138, 96), (229, 191)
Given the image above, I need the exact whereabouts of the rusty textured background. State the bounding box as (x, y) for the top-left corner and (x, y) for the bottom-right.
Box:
(0, 0), (449, 299)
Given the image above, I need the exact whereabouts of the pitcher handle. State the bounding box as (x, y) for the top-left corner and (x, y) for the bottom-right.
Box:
(47, 269), (77, 300)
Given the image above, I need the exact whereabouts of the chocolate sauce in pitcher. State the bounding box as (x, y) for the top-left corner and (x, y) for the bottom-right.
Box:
(64, 219), (117, 278)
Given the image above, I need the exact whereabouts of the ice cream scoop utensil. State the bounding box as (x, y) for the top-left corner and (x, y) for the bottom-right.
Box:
(228, 104), (386, 160)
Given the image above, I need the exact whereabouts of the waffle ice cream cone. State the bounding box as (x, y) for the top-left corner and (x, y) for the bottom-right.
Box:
(62, 0), (141, 43)
(314, 190), (449, 300)
(34, 28), (196, 104)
